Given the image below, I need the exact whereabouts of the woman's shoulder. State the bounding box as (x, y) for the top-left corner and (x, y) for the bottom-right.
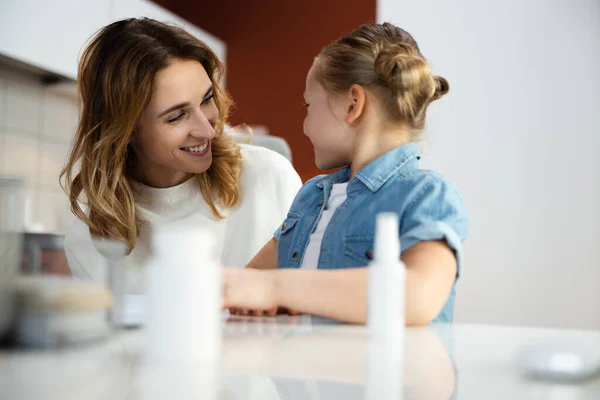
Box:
(236, 144), (302, 215)
(239, 143), (291, 168)
(238, 143), (301, 184)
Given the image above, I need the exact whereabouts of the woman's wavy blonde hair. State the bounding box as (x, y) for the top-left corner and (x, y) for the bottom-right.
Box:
(60, 18), (242, 253)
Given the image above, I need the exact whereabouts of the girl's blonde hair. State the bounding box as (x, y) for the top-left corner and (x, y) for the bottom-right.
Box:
(314, 22), (449, 134)
(60, 18), (242, 252)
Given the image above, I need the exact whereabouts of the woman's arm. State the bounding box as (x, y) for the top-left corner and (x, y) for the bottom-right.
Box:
(224, 240), (457, 326)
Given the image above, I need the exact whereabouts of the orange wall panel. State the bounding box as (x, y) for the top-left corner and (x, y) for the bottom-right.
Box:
(154, 0), (376, 181)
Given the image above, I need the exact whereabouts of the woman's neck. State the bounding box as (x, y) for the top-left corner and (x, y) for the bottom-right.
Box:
(130, 163), (194, 188)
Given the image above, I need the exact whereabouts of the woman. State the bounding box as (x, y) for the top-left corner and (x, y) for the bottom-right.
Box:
(61, 18), (301, 290)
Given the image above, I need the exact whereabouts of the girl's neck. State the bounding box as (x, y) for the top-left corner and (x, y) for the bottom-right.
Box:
(349, 124), (412, 179)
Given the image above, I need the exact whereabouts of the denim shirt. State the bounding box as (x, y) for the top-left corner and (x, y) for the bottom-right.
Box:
(274, 143), (469, 323)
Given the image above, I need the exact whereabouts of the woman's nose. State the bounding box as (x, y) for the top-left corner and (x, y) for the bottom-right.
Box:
(190, 110), (216, 140)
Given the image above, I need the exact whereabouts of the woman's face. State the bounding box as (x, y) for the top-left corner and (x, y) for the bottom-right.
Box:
(133, 59), (218, 188)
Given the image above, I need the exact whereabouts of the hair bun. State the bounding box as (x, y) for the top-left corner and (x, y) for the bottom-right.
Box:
(374, 43), (432, 95)
(432, 75), (450, 100)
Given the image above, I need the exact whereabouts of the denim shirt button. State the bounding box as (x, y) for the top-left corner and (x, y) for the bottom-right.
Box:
(365, 250), (373, 260)
(292, 252), (299, 261)
(317, 200), (324, 207)
(282, 221), (288, 230)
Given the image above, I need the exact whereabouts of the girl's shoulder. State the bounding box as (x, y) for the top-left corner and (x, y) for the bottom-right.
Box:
(389, 169), (464, 203)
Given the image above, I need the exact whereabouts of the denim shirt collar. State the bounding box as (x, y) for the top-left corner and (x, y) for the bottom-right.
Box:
(316, 142), (421, 192)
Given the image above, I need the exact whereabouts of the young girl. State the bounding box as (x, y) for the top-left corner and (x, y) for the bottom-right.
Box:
(223, 22), (468, 325)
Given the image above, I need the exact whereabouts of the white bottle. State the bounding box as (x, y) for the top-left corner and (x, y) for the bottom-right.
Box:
(144, 220), (222, 365)
(366, 213), (406, 400)
(137, 221), (222, 399)
(367, 212), (406, 338)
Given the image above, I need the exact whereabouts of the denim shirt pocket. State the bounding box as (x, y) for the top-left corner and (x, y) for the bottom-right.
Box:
(343, 235), (375, 268)
(277, 212), (302, 267)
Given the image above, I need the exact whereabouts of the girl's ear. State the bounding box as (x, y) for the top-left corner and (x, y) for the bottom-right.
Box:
(345, 84), (366, 124)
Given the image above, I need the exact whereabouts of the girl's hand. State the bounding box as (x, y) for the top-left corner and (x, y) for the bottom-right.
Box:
(223, 267), (279, 316)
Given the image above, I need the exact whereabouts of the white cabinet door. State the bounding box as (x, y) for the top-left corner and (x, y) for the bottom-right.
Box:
(111, 0), (226, 63)
(0, 0), (225, 80)
(0, 0), (112, 80)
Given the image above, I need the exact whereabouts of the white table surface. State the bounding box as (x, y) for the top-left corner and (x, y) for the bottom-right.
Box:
(1, 315), (599, 400)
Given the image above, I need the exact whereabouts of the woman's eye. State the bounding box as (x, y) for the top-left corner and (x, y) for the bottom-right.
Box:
(168, 112), (185, 123)
(202, 93), (215, 105)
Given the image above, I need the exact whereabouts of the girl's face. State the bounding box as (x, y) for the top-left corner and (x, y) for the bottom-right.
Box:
(133, 59), (218, 188)
(303, 66), (355, 171)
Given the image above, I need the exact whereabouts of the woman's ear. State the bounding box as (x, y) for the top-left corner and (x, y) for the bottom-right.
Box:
(345, 84), (366, 124)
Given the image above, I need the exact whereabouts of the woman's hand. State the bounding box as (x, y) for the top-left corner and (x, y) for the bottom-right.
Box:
(223, 267), (283, 316)
(229, 307), (299, 317)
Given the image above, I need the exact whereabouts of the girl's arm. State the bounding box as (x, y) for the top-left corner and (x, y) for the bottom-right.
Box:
(235, 237), (291, 316)
(245, 238), (278, 270)
(224, 240), (457, 326)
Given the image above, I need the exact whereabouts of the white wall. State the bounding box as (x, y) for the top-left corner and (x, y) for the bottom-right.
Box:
(0, 65), (78, 234)
(378, 0), (600, 330)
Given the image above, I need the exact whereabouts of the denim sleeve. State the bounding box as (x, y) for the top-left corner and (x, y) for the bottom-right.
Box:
(400, 175), (469, 278)
(274, 224), (283, 241)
